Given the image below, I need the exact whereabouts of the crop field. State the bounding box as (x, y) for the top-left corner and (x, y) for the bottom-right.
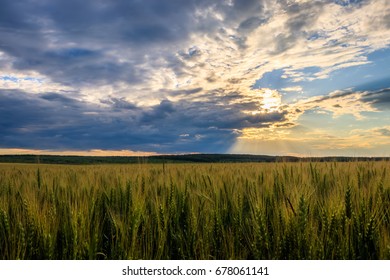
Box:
(0, 161), (389, 260)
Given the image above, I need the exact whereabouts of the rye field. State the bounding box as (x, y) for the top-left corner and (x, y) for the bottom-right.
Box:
(0, 161), (389, 260)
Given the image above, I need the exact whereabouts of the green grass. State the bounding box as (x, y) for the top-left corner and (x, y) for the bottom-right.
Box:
(0, 161), (389, 259)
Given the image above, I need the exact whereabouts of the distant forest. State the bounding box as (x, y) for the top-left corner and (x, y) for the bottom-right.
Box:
(0, 154), (388, 164)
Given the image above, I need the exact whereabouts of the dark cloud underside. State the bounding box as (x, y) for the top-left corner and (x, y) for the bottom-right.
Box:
(0, 89), (287, 152)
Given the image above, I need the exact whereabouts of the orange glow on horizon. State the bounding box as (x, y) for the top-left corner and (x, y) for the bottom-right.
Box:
(0, 148), (159, 157)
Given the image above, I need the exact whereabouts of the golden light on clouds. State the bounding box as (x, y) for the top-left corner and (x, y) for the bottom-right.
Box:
(241, 88), (284, 116)
(240, 127), (291, 140)
(230, 124), (390, 157)
(259, 89), (282, 112)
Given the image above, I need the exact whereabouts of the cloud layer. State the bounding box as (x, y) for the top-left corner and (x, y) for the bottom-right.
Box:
(1, 0), (389, 154)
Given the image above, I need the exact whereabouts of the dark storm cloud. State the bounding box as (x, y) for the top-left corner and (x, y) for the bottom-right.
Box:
(11, 47), (142, 86)
(0, 0), (206, 86)
(0, 0), (275, 86)
(0, 0), (287, 96)
(142, 98), (286, 131)
(0, 1), (35, 31)
(0, 88), (287, 153)
(39, 0), (200, 44)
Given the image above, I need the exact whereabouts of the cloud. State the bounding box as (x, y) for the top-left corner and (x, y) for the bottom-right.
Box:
(230, 124), (390, 156)
(2, 0), (389, 96)
(1, 0), (389, 89)
(1, 0), (390, 154)
(0, 88), (288, 153)
(281, 86), (303, 92)
(292, 88), (390, 119)
(374, 128), (390, 137)
(233, 86), (390, 151)
(100, 97), (138, 111)
(1, 0), (211, 89)
(360, 88), (390, 109)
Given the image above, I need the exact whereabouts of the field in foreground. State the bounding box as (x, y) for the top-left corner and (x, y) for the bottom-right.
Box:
(0, 162), (389, 260)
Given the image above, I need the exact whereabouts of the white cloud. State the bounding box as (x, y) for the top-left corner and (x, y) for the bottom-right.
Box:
(281, 86), (303, 92)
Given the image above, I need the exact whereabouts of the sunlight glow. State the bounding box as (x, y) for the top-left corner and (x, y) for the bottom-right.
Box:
(260, 89), (282, 112)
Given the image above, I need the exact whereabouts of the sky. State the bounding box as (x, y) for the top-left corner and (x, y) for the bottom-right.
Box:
(0, 0), (389, 157)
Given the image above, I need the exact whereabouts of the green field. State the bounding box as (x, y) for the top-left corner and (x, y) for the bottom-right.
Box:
(0, 162), (389, 259)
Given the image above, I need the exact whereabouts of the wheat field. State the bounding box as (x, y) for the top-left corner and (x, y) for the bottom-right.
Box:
(0, 161), (389, 259)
